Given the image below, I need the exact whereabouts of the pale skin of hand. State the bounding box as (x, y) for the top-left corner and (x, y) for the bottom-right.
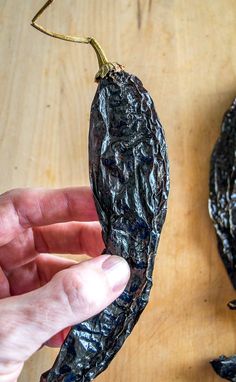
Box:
(0, 187), (130, 382)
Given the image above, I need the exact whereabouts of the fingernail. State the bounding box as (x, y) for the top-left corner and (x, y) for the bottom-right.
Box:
(102, 255), (130, 292)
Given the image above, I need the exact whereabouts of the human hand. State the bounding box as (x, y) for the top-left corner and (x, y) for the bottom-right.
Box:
(0, 187), (130, 382)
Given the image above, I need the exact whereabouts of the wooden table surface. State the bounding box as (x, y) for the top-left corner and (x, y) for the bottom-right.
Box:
(1, 1), (236, 381)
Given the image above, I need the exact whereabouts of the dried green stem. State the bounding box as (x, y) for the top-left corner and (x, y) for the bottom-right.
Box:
(31, 0), (116, 79)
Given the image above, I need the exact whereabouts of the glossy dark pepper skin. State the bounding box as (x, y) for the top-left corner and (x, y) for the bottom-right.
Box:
(209, 98), (236, 381)
(41, 70), (169, 382)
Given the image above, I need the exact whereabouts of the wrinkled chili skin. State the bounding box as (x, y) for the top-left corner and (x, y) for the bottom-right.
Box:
(211, 355), (236, 381)
(209, 98), (236, 289)
(41, 70), (169, 382)
(209, 98), (236, 381)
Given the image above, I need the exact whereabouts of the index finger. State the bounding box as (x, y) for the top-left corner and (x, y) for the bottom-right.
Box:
(0, 187), (98, 246)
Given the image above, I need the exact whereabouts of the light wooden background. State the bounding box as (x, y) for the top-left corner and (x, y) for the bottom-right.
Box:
(1, 0), (236, 381)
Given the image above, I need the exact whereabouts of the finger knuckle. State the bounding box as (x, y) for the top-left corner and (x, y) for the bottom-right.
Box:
(60, 270), (94, 319)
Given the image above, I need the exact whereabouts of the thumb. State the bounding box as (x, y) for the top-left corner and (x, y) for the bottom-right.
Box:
(0, 255), (130, 364)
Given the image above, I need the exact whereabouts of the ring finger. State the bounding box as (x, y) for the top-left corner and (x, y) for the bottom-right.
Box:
(0, 221), (104, 272)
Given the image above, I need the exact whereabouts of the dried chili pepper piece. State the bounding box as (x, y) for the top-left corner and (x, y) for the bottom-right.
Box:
(209, 97), (236, 288)
(211, 355), (236, 381)
(209, 98), (236, 381)
(228, 299), (236, 310)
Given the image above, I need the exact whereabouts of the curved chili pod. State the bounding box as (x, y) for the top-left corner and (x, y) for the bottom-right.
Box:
(41, 70), (169, 382)
(209, 98), (236, 288)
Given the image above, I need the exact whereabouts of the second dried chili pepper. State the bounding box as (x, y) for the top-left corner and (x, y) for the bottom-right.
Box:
(209, 98), (236, 289)
(209, 98), (236, 381)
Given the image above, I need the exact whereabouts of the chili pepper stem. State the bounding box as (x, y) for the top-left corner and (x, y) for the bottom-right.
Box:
(31, 0), (117, 80)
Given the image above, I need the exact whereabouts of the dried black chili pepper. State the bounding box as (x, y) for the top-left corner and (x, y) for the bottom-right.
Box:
(32, 2), (169, 381)
(209, 98), (236, 289)
(209, 98), (236, 381)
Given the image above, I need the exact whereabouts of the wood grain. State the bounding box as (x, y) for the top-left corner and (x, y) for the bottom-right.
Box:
(0, 0), (236, 381)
